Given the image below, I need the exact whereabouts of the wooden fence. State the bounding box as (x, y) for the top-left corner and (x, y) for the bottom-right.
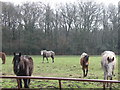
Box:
(0, 76), (120, 90)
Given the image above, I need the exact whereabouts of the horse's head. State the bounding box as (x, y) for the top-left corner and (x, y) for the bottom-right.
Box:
(84, 55), (89, 66)
(13, 53), (21, 75)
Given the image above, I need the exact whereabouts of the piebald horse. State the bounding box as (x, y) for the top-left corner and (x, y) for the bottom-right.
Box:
(41, 50), (55, 63)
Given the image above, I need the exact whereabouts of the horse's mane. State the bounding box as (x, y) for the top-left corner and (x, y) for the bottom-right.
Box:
(81, 52), (88, 58)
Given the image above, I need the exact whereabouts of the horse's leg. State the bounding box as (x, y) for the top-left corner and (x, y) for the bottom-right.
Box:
(82, 67), (85, 77)
(2, 59), (4, 64)
(17, 79), (22, 88)
(103, 79), (106, 90)
(103, 72), (107, 89)
(107, 76), (109, 87)
(110, 77), (112, 90)
(23, 79), (29, 88)
(112, 66), (115, 76)
(46, 57), (49, 63)
(85, 67), (88, 77)
(42, 56), (44, 63)
(28, 79), (30, 84)
(51, 55), (54, 63)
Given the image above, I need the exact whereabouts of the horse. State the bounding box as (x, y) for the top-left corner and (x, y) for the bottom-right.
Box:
(0, 52), (6, 64)
(80, 52), (89, 77)
(41, 50), (55, 63)
(101, 51), (116, 89)
(12, 53), (34, 88)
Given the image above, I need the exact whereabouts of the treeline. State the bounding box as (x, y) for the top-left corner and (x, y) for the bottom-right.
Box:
(1, 1), (119, 55)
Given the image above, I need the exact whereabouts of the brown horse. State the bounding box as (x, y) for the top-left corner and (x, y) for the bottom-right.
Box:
(0, 52), (6, 64)
(80, 53), (89, 77)
(13, 53), (34, 88)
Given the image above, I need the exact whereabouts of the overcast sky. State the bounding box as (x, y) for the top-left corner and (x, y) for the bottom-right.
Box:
(0, 0), (119, 6)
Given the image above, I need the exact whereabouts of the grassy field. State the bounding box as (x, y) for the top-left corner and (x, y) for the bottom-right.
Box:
(0, 55), (119, 89)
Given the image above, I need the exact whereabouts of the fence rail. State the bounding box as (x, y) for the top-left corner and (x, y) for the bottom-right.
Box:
(0, 76), (120, 90)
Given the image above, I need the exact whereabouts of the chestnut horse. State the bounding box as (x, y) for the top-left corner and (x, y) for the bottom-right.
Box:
(80, 52), (89, 77)
(0, 52), (6, 64)
(13, 53), (34, 88)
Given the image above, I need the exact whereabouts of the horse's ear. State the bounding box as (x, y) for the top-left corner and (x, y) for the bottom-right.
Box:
(112, 57), (114, 61)
(13, 53), (16, 56)
(19, 53), (21, 57)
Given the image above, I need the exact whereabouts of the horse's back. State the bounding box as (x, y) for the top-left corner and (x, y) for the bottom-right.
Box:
(45, 51), (55, 57)
(22, 55), (33, 61)
(101, 51), (115, 57)
(101, 51), (116, 69)
(22, 55), (33, 66)
(21, 55), (33, 76)
(101, 51), (116, 62)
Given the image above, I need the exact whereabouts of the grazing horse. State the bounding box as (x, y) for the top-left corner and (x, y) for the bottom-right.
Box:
(80, 52), (89, 77)
(41, 50), (55, 63)
(101, 51), (116, 89)
(0, 52), (6, 64)
(13, 53), (33, 88)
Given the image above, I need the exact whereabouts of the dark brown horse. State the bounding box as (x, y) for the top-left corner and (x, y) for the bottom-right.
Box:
(13, 53), (33, 88)
(0, 52), (6, 64)
(80, 53), (89, 77)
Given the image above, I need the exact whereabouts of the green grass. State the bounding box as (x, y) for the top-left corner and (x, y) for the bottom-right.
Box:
(1, 55), (119, 89)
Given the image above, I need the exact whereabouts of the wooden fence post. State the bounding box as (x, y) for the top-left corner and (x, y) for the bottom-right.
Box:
(59, 80), (62, 90)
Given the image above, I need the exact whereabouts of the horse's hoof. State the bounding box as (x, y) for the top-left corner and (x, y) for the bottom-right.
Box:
(84, 75), (87, 77)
